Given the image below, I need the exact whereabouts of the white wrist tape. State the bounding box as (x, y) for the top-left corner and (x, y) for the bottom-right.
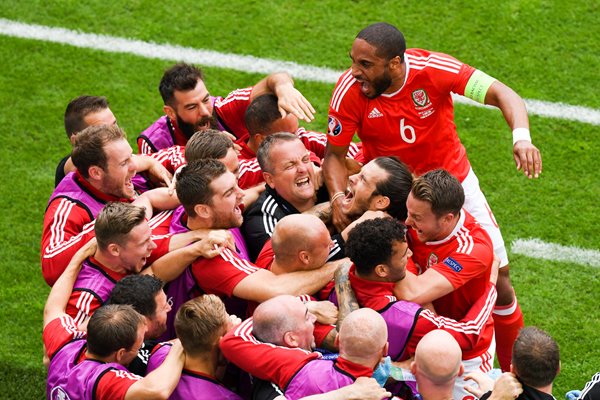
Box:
(512, 128), (531, 145)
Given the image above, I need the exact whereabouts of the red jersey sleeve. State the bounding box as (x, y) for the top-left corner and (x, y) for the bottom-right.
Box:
(191, 248), (259, 297)
(43, 316), (87, 359)
(220, 318), (319, 388)
(150, 145), (186, 173)
(138, 136), (154, 155)
(95, 369), (141, 400)
(327, 69), (364, 147)
(313, 323), (335, 348)
(65, 291), (103, 327)
(254, 240), (275, 270)
(214, 87), (252, 142)
(146, 233), (172, 265)
(432, 247), (492, 290)
(406, 282), (497, 356)
(424, 50), (475, 96)
(41, 199), (95, 286)
(238, 159), (265, 190)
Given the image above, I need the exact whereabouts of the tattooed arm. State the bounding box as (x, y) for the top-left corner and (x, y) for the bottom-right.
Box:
(334, 259), (359, 331)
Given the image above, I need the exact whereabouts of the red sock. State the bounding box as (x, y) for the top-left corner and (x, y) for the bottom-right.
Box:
(493, 297), (524, 372)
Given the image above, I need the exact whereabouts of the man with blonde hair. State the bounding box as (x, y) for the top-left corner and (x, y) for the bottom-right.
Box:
(147, 295), (242, 399)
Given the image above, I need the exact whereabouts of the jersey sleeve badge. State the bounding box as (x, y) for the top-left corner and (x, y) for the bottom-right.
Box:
(327, 116), (343, 137)
(443, 256), (463, 272)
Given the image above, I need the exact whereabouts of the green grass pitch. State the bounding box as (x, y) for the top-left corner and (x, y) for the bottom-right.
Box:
(0, 1), (598, 397)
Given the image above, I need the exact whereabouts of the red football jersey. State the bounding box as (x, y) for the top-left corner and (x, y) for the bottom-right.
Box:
(191, 248), (260, 298)
(328, 48), (475, 181)
(407, 210), (493, 321)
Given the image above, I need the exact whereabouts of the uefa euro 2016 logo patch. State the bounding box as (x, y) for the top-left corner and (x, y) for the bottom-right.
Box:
(443, 256), (463, 273)
(327, 115), (343, 136)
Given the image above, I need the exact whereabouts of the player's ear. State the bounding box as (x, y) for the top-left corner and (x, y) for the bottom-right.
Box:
(374, 264), (388, 278)
(263, 172), (275, 189)
(194, 204), (211, 219)
(254, 133), (265, 147)
(283, 331), (297, 348)
(457, 363), (464, 378)
(382, 342), (389, 357)
(114, 347), (127, 363)
(389, 55), (402, 70)
(107, 243), (120, 257)
(163, 105), (177, 122)
(410, 360), (417, 375)
(373, 194), (390, 211)
(88, 165), (104, 181)
(298, 250), (310, 266)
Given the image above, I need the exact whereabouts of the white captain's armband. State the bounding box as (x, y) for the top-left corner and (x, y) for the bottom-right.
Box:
(464, 70), (496, 104)
(512, 128), (532, 144)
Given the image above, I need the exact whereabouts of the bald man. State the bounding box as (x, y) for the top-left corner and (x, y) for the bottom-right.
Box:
(411, 330), (464, 400)
(255, 214), (334, 273)
(221, 297), (389, 399)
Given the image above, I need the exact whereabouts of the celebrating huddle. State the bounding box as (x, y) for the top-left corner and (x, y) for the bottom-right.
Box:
(42, 22), (562, 400)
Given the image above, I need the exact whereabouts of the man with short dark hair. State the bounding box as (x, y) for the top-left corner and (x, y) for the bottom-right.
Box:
(397, 170), (493, 321)
(44, 241), (185, 399)
(242, 93), (362, 166)
(138, 62), (315, 154)
(324, 22), (536, 370)
(242, 133), (345, 262)
(108, 274), (172, 375)
(56, 95), (172, 188)
(511, 327), (560, 398)
(341, 217), (498, 399)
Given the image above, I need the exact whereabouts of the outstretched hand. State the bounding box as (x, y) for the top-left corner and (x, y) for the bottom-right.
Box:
(513, 140), (542, 179)
(276, 85), (316, 122)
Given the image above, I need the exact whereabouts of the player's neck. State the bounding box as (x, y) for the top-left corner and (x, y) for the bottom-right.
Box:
(383, 63), (406, 95)
(184, 353), (216, 377)
(93, 251), (127, 275)
(187, 216), (212, 231)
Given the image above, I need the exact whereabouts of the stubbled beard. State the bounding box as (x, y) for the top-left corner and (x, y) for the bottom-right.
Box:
(367, 70), (392, 99)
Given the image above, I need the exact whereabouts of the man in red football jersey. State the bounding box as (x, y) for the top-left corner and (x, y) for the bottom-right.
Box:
(323, 22), (538, 370)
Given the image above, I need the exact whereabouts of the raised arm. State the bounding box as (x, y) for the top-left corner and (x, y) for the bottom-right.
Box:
(133, 154), (173, 188)
(251, 72), (316, 122)
(43, 238), (96, 328)
(323, 143), (352, 231)
(484, 80), (542, 179)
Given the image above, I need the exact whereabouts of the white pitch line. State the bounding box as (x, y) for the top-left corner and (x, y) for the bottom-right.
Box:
(511, 238), (600, 267)
(1, 18), (599, 126)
